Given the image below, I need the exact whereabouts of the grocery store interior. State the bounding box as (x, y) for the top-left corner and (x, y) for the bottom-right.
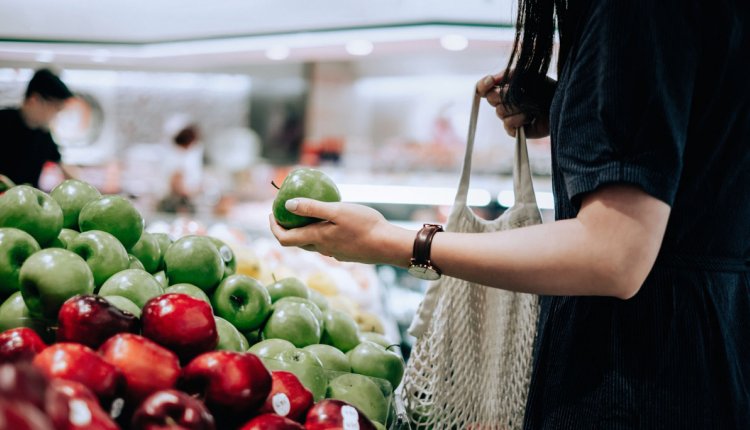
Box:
(0, 0), (555, 357)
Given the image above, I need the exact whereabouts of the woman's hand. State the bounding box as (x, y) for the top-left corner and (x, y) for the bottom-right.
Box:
(269, 198), (413, 267)
(475, 73), (555, 139)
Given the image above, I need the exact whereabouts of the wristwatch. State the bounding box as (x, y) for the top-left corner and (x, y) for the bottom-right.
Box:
(407, 224), (444, 280)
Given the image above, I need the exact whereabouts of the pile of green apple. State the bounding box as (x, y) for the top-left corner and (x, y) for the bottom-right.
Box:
(0, 179), (403, 428)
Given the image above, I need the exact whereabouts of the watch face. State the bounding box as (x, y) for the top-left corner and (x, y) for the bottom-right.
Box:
(408, 265), (441, 281)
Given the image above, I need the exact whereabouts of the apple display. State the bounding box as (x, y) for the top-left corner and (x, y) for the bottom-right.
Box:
(208, 236), (237, 278)
(215, 316), (249, 352)
(98, 269), (164, 308)
(165, 283), (212, 305)
(78, 195), (144, 250)
(56, 228), (79, 249)
(49, 179), (101, 230)
(358, 332), (391, 349)
(68, 230), (130, 287)
(151, 233), (173, 271)
(128, 254), (146, 270)
(212, 274), (271, 332)
(266, 277), (310, 303)
(45, 378), (119, 430)
(0, 185), (63, 247)
(258, 370), (313, 422)
(275, 297), (323, 327)
(308, 289), (329, 312)
(302, 344), (351, 373)
(304, 399), (377, 430)
(263, 301), (321, 348)
(0, 362), (49, 409)
(153, 270), (168, 289)
(32, 343), (121, 400)
(0, 292), (46, 333)
(130, 232), (162, 274)
(0, 327), (46, 363)
(265, 348), (328, 402)
(249, 338), (296, 358)
(348, 341), (405, 390)
(321, 309), (360, 353)
(164, 236), (224, 291)
(325, 373), (389, 425)
(131, 389), (215, 430)
(240, 414), (305, 430)
(0, 227), (40, 296)
(272, 168), (341, 229)
(103, 295), (141, 318)
(0, 399), (54, 430)
(56, 294), (139, 349)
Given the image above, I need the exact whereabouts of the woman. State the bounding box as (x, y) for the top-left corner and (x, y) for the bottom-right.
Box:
(271, 0), (750, 428)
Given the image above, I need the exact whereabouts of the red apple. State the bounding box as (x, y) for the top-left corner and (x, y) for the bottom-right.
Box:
(57, 294), (139, 349)
(32, 343), (121, 400)
(98, 333), (181, 403)
(0, 362), (49, 410)
(0, 399), (54, 430)
(45, 378), (119, 430)
(305, 399), (377, 430)
(142, 293), (218, 362)
(180, 351), (271, 416)
(131, 389), (215, 430)
(259, 371), (313, 422)
(0, 327), (47, 363)
(240, 413), (305, 430)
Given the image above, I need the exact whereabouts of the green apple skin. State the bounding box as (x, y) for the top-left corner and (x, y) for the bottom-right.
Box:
(19, 248), (95, 319)
(321, 309), (361, 353)
(266, 277), (310, 303)
(68, 230), (130, 287)
(49, 179), (101, 230)
(163, 236), (224, 292)
(128, 255), (145, 270)
(0, 291), (46, 334)
(248, 338), (296, 358)
(275, 297), (323, 327)
(129, 232), (161, 273)
(98, 269), (164, 308)
(153, 270), (169, 289)
(0, 185), (63, 247)
(326, 373), (389, 425)
(151, 233), (173, 271)
(308, 289), (329, 311)
(208, 237), (236, 278)
(359, 332), (392, 349)
(303, 344), (351, 372)
(348, 341), (405, 390)
(57, 229), (79, 248)
(262, 302), (321, 348)
(373, 422), (386, 430)
(103, 295), (141, 318)
(243, 329), (261, 346)
(214, 316), (249, 352)
(211, 274), (271, 332)
(272, 168), (341, 229)
(267, 348), (328, 401)
(165, 283), (211, 305)
(78, 195), (144, 250)
(0, 228), (40, 296)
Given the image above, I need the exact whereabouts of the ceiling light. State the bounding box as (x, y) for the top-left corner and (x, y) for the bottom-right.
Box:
(345, 39), (374, 56)
(265, 45), (289, 60)
(36, 51), (54, 63)
(440, 34), (469, 51)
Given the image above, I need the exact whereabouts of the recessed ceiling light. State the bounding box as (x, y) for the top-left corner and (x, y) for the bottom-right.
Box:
(345, 39), (373, 56)
(265, 45), (289, 60)
(440, 34), (469, 51)
(36, 51), (54, 63)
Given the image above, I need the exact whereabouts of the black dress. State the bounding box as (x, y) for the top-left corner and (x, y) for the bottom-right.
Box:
(523, 1), (750, 429)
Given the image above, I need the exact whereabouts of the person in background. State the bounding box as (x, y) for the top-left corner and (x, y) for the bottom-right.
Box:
(271, 0), (749, 428)
(158, 124), (204, 214)
(0, 68), (77, 188)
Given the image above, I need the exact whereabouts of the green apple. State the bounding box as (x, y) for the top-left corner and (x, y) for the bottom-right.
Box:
(373, 422), (386, 430)
(98, 269), (164, 308)
(153, 270), (168, 289)
(0, 185), (63, 247)
(275, 297), (323, 326)
(243, 329), (261, 346)
(49, 179), (101, 230)
(129, 232), (161, 273)
(303, 344), (351, 372)
(165, 283), (211, 305)
(103, 295), (141, 318)
(0, 291), (46, 333)
(326, 373), (389, 425)
(308, 289), (329, 311)
(266, 277), (310, 303)
(262, 301), (321, 348)
(208, 237), (236, 278)
(359, 332), (391, 349)
(272, 168), (341, 229)
(267, 348), (328, 401)
(248, 338), (296, 358)
(151, 233), (173, 271)
(163, 236), (223, 292)
(128, 255), (145, 270)
(321, 309), (360, 352)
(211, 274), (271, 332)
(19, 248), (95, 318)
(0, 228), (40, 296)
(214, 316), (249, 352)
(57, 229), (79, 248)
(348, 341), (405, 390)
(78, 195), (144, 250)
(68, 230), (130, 287)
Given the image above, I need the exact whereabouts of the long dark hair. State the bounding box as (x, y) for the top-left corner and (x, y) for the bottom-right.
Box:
(499, 0), (579, 115)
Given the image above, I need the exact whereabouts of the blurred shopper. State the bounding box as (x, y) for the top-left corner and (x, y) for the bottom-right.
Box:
(0, 68), (76, 188)
(158, 124), (204, 214)
(271, 1), (750, 428)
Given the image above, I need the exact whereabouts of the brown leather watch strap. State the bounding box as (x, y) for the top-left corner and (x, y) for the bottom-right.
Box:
(411, 224), (444, 269)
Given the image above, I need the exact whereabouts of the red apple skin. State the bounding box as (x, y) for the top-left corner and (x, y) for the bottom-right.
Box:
(305, 399), (377, 430)
(180, 351), (272, 417)
(131, 389), (215, 430)
(98, 333), (181, 403)
(32, 343), (121, 400)
(259, 371), (314, 423)
(0, 362), (49, 410)
(45, 378), (119, 430)
(0, 327), (47, 363)
(57, 294), (139, 349)
(0, 399), (54, 430)
(142, 293), (218, 363)
(240, 413), (305, 430)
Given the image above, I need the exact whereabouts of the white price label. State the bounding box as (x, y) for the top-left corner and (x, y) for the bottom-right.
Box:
(341, 405), (360, 430)
(272, 393), (291, 416)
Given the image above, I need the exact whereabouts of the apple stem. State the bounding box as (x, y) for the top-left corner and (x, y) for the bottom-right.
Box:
(271, 181), (280, 190)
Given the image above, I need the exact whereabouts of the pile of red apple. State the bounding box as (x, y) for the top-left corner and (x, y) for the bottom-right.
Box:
(0, 180), (404, 429)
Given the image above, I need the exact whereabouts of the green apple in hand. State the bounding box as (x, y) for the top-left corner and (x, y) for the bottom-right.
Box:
(164, 236), (224, 291)
(348, 341), (405, 390)
(211, 274), (271, 332)
(19, 248), (95, 318)
(0, 291), (45, 333)
(103, 295), (141, 318)
(151, 233), (173, 271)
(128, 255), (145, 270)
(214, 316), (249, 352)
(326, 373), (389, 425)
(303, 344), (351, 372)
(248, 338), (296, 358)
(272, 167), (341, 229)
(68, 230), (130, 287)
(208, 237), (236, 278)
(0, 185), (63, 247)
(262, 301), (321, 348)
(98, 269), (164, 308)
(267, 348), (328, 401)
(0, 228), (40, 296)
(321, 309), (361, 353)
(78, 195), (144, 250)
(165, 283), (211, 305)
(275, 297), (323, 326)
(49, 179), (101, 230)
(266, 277), (310, 303)
(129, 232), (161, 273)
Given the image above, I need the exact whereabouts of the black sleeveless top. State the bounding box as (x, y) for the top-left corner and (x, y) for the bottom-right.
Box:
(524, 1), (750, 428)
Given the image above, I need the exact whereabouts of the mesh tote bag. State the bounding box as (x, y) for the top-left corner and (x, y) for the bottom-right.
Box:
(401, 91), (542, 429)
